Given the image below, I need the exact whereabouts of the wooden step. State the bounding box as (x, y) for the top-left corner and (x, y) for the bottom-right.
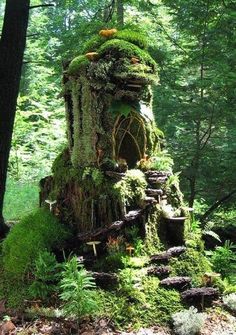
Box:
(147, 265), (171, 279)
(160, 276), (191, 291)
(167, 246), (187, 257)
(181, 287), (219, 308)
(150, 251), (172, 264)
(146, 188), (163, 197)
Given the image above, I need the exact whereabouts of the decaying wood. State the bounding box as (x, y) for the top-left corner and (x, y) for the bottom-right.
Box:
(77, 209), (143, 241)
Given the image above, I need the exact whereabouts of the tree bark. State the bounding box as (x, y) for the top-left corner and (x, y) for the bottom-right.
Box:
(116, 0), (124, 27)
(0, 0), (30, 237)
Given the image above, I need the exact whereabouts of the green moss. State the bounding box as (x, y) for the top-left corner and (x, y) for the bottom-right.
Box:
(114, 29), (148, 49)
(114, 169), (147, 206)
(68, 55), (90, 76)
(98, 39), (157, 72)
(144, 205), (163, 254)
(2, 208), (70, 280)
(99, 276), (183, 329)
(82, 167), (104, 187)
(82, 35), (107, 53)
(170, 248), (212, 286)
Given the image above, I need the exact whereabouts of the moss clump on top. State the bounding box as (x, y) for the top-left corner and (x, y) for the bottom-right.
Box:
(2, 208), (70, 280)
(114, 29), (148, 49)
(98, 39), (157, 72)
(68, 55), (90, 76)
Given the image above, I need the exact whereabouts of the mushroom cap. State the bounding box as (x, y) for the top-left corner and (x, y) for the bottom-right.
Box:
(45, 199), (57, 204)
(204, 272), (221, 277)
(126, 245), (135, 250)
(86, 241), (101, 245)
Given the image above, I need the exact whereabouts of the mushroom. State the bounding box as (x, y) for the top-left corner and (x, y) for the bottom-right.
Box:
(85, 52), (99, 61)
(126, 245), (135, 257)
(86, 241), (101, 257)
(202, 272), (221, 286)
(131, 57), (140, 64)
(99, 28), (117, 38)
(45, 199), (57, 212)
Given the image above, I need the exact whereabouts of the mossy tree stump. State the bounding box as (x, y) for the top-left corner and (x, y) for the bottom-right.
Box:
(40, 28), (185, 250)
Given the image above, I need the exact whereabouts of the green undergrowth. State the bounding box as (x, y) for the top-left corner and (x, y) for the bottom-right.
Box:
(98, 275), (183, 330)
(3, 179), (38, 221)
(170, 247), (211, 286)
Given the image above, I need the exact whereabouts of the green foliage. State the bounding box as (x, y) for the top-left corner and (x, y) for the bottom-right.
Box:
(99, 274), (183, 329)
(96, 252), (126, 272)
(170, 248), (211, 286)
(29, 251), (61, 300)
(142, 277), (183, 324)
(208, 240), (236, 279)
(82, 35), (107, 53)
(59, 256), (99, 318)
(149, 152), (173, 172)
(82, 167), (104, 187)
(114, 29), (148, 49)
(3, 179), (38, 220)
(68, 55), (90, 76)
(2, 208), (69, 280)
(114, 169), (147, 206)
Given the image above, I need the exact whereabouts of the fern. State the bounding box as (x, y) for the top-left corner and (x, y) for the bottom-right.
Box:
(59, 256), (99, 319)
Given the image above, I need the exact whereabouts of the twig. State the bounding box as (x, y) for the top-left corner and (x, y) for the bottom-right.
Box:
(29, 4), (54, 9)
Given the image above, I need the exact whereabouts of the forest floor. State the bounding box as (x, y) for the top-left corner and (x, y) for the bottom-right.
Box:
(0, 311), (235, 335)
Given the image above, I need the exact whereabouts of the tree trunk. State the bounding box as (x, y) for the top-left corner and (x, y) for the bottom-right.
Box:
(0, 0), (30, 237)
(116, 0), (124, 27)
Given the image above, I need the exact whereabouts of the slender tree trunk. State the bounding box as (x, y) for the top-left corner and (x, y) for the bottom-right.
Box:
(117, 0), (124, 27)
(200, 189), (236, 224)
(0, 0), (30, 237)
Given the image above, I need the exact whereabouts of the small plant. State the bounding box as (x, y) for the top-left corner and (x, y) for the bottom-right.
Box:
(209, 240), (236, 279)
(172, 306), (207, 335)
(149, 151), (173, 172)
(59, 256), (99, 319)
(82, 167), (104, 186)
(29, 250), (61, 300)
(106, 236), (125, 255)
(223, 293), (236, 312)
(114, 169), (147, 206)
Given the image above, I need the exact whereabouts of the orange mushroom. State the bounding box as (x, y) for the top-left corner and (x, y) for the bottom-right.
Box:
(99, 28), (117, 38)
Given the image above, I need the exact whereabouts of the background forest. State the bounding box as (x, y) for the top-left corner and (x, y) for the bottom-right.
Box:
(2, 0), (236, 231)
(0, 1), (236, 334)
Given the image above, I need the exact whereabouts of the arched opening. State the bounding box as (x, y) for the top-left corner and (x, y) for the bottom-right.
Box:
(113, 112), (146, 168)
